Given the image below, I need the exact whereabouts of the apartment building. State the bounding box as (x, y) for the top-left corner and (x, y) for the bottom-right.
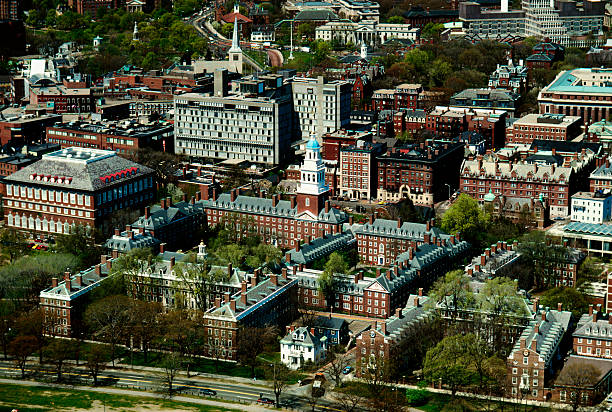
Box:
(571, 191), (612, 224)
(338, 140), (385, 200)
(376, 140), (465, 206)
(573, 306), (612, 359)
(291, 77), (352, 141)
(2, 147), (154, 234)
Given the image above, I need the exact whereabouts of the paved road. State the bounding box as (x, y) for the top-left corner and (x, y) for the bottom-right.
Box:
(0, 361), (349, 411)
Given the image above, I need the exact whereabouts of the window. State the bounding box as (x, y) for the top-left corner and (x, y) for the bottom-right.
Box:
(523, 356), (529, 365)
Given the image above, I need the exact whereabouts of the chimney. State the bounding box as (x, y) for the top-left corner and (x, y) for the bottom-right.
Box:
(480, 255), (486, 265)
(397, 217), (402, 228)
(291, 196), (296, 209)
(325, 200), (330, 213)
(534, 323), (539, 334)
(563, 239), (568, 248)
(231, 189), (237, 202)
(520, 337), (527, 348)
(182, 193), (187, 202)
(241, 290), (247, 305)
(285, 252), (291, 262)
(424, 233), (430, 244)
(408, 248), (414, 260)
(380, 321), (386, 335)
(228, 263), (233, 277)
(159, 243), (166, 253)
(215, 297), (221, 308)
(127, 226), (133, 239)
(196, 191), (202, 202)
(144, 206), (150, 219)
(349, 215), (354, 225)
(224, 292), (231, 303)
(369, 214), (374, 225)
(299, 263), (304, 271)
(386, 269), (392, 280)
(65, 277), (71, 291)
(475, 264), (481, 272)
(485, 248), (491, 258)
(491, 244), (497, 254)
(170, 257), (175, 268)
(160, 198), (166, 209)
(594, 310), (598, 322)
(557, 302), (562, 312)
(426, 220), (431, 231)
(52, 277), (58, 287)
(241, 280), (247, 294)
(251, 271), (258, 287)
(293, 266), (298, 276)
(414, 296), (420, 307)
(294, 239), (300, 251)
(531, 339), (537, 351)
(282, 267), (288, 280)
(197, 166), (202, 177)
(212, 188), (218, 201)
(396, 308), (403, 318)
(541, 311), (547, 321)
(182, 166), (187, 178)
(533, 298), (539, 313)
(270, 273), (278, 286)
(450, 235), (456, 245)
(190, 196), (195, 204)
(589, 304), (594, 316)
(376, 268), (381, 277)
(94, 264), (101, 276)
(230, 300), (236, 312)
(75, 275), (82, 287)
(468, 267), (474, 276)
(272, 195), (278, 207)
(419, 287), (423, 296)
(166, 196), (172, 208)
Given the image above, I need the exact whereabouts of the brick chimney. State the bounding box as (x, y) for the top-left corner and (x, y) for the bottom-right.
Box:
(291, 196), (296, 209)
(251, 271), (259, 287)
(230, 300), (236, 312)
(467, 267), (474, 276)
(424, 233), (430, 244)
(127, 225), (133, 239)
(196, 191), (202, 202)
(285, 252), (291, 262)
(224, 292), (231, 303)
(94, 264), (101, 276)
(272, 194), (278, 207)
(52, 277), (58, 287)
(241, 280), (247, 294)
(160, 243), (166, 253)
(396, 308), (403, 318)
(557, 302), (562, 311)
(589, 304), (594, 316)
(534, 298), (539, 313)
(349, 215), (354, 225)
(114, 228), (120, 236)
(426, 220), (431, 231)
(241, 290), (247, 305)
(212, 188), (218, 201)
(386, 269), (392, 280)
(75, 275), (82, 287)
(160, 198), (166, 209)
(480, 255), (486, 265)
(369, 214), (374, 225)
(144, 206), (150, 219)
(282, 267), (288, 280)
(414, 296), (420, 307)
(170, 257), (175, 268)
(215, 297), (221, 308)
(380, 321), (386, 335)
(231, 189), (237, 202)
(270, 273), (278, 286)
(408, 248), (414, 260)
(541, 311), (547, 321)
(397, 217), (402, 228)
(485, 248), (491, 258)
(450, 235), (456, 245)
(228, 263), (233, 277)
(491, 244), (497, 254)
(534, 323), (539, 334)
(325, 200), (330, 213)
(376, 268), (381, 277)
(166, 196), (172, 208)
(419, 287), (423, 296)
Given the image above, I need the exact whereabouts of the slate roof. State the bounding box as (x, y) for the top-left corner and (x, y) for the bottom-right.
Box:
(280, 326), (326, 347)
(352, 218), (444, 241)
(529, 139), (602, 156)
(105, 230), (161, 253)
(461, 158), (574, 181)
(379, 294), (432, 341)
(450, 88), (520, 106)
(132, 201), (205, 231)
(509, 309), (572, 368)
(525, 153), (564, 165)
(201, 193), (347, 224)
(574, 313), (612, 340)
(40, 260), (113, 301)
(5, 147), (153, 192)
(315, 315), (346, 331)
(294, 9), (338, 20)
(590, 163), (612, 179)
(288, 232), (356, 264)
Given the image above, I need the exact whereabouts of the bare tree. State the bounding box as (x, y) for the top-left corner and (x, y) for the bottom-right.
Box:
(333, 390), (364, 412)
(85, 344), (110, 386)
(130, 300), (162, 364)
(84, 295), (132, 366)
(556, 361), (601, 412)
(267, 362), (292, 407)
(237, 325), (277, 377)
(327, 350), (350, 388)
(162, 352), (183, 396)
(44, 339), (76, 382)
(9, 335), (37, 378)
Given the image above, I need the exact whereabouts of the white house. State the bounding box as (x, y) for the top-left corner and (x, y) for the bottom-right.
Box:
(280, 327), (328, 370)
(571, 191), (612, 224)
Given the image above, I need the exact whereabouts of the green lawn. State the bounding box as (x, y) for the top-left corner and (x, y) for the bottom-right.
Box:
(281, 51), (315, 71)
(121, 351), (267, 379)
(243, 49), (268, 69)
(0, 383), (238, 411)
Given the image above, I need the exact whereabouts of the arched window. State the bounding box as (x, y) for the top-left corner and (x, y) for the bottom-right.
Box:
(21, 215), (27, 228)
(7, 214), (13, 226)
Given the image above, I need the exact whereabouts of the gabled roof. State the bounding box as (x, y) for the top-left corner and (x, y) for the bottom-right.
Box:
(294, 9), (338, 20)
(221, 12), (253, 23)
(280, 326), (326, 347)
(105, 230), (161, 252)
(288, 231), (355, 264)
(132, 201), (204, 231)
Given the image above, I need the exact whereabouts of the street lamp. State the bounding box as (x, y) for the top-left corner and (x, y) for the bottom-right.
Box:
(444, 183), (452, 200)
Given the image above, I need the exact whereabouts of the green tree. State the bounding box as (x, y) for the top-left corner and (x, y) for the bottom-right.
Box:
(215, 244), (246, 267)
(441, 193), (488, 246)
(245, 243), (282, 269)
(84, 295), (132, 366)
(540, 287), (589, 317)
(423, 333), (481, 397)
(174, 255), (228, 313)
(318, 252), (347, 309)
(427, 269), (472, 320)
(556, 361), (601, 412)
(85, 344), (110, 385)
(387, 16), (404, 24)
(0, 228), (29, 264)
(44, 339), (77, 381)
(55, 224), (104, 269)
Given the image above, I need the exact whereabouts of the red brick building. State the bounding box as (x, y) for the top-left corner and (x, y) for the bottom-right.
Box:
(29, 83), (93, 114)
(3, 147), (155, 234)
(338, 141), (385, 200)
(0, 113), (61, 146)
(376, 140), (465, 206)
(506, 113), (583, 145)
(46, 120), (174, 154)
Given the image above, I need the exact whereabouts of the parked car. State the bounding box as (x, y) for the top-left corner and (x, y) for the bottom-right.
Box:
(342, 366), (353, 375)
(200, 388), (217, 396)
(257, 397), (275, 405)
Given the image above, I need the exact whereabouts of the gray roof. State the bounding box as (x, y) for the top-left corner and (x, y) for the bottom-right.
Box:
(280, 326), (326, 347)
(105, 230), (161, 253)
(574, 313), (612, 340)
(510, 309), (572, 368)
(378, 294), (432, 341)
(288, 232), (355, 265)
(294, 9), (338, 20)
(201, 193), (347, 224)
(132, 201), (205, 230)
(315, 315), (346, 331)
(352, 218), (444, 241)
(40, 261), (112, 300)
(4, 148), (153, 192)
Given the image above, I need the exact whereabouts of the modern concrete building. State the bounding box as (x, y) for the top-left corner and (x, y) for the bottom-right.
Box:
(174, 70), (293, 166)
(291, 77), (352, 141)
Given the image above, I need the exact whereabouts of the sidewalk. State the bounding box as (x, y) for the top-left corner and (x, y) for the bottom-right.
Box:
(0, 377), (272, 411)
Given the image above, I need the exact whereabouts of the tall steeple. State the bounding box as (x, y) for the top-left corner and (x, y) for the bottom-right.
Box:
(133, 21), (139, 41)
(229, 16), (241, 53)
(296, 134), (330, 216)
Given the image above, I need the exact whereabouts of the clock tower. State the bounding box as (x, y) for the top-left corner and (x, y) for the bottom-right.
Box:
(297, 135), (330, 216)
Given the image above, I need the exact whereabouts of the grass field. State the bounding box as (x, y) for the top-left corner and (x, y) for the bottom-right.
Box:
(0, 383), (239, 412)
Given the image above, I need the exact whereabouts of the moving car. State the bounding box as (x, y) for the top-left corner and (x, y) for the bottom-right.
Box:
(200, 388), (217, 396)
(257, 397), (275, 405)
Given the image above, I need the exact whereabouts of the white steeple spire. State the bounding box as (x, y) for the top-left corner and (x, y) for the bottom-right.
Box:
(229, 16), (241, 53)
(360, 42), (367, 59)
(298, 134), (328, 196)
(233, 2), (239, 13)
(133, 21), (139, 41)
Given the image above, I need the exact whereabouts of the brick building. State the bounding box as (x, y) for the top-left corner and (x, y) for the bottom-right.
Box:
(202, 270), (298, 360)
(538, 68), (612, 124)
(426, 106), (507, 148)
(0, 113), (61, 146)
(590, 160), (612, 192)
(355, 292), (431, 378)
(376, 140), (465, 206)
(488, 60), (528, 94)
(392, 109), (427, 136)
(29, 80), (94, 114)
(338, 140), (385, 200)
(46, 119), (174, 154)
(450, 88), (520, 117)
(506, 113), (583, 145)
(3, 147), (155, 234)
(460, 151), (597, 218)
(200, 136), (347, 249)
(573, 305), (612, 359)
(0, 0), (20, 20)
(371, 84), (423, 112)
(39, 255), (114, 337)
(525, 41), (564, 71)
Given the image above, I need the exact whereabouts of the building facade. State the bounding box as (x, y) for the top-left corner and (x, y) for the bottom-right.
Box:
(571, 192), (612, 224)
(506, 113), (582, 145)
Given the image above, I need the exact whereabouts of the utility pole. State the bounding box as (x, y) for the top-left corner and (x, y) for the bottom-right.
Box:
(289, 20), (294, 60)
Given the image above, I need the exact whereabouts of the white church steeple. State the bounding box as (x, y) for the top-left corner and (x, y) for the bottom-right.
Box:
(229, 16), (241, 54)
(298, 134), (328, 196)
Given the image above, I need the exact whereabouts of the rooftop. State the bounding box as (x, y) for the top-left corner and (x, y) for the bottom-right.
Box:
(544, 68), (612, 95)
